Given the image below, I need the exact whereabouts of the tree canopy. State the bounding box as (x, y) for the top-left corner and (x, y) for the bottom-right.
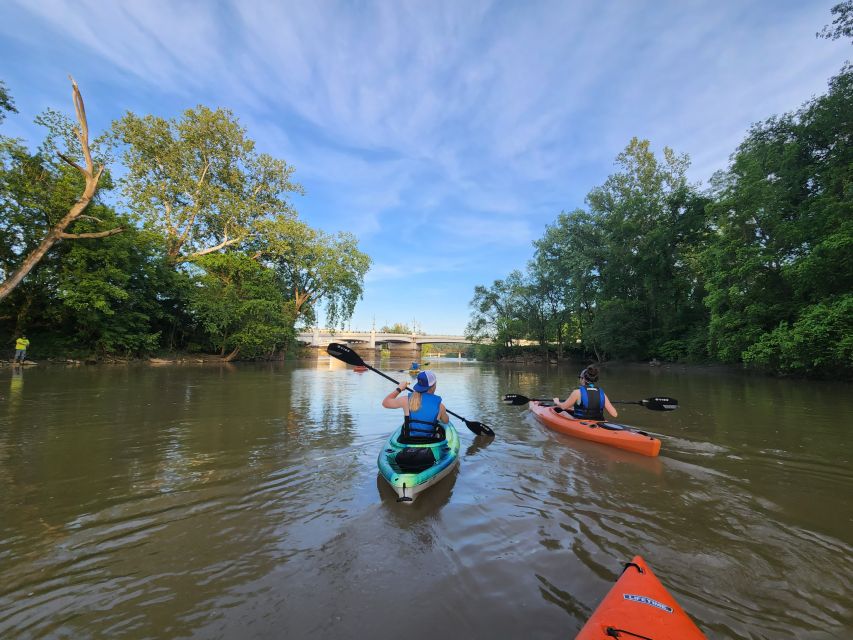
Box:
(112, 106), (303, 263)
(0, 81), (370, 360)
(468, 66), (852, 377)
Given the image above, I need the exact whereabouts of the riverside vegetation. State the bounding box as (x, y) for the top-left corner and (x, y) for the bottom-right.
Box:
(0, 79), (370, 362)
(466, 62), (853, 378)
(2, 7), (852, 376)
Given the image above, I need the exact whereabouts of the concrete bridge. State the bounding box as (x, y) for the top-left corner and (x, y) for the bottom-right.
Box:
(296, 329), (475, 351)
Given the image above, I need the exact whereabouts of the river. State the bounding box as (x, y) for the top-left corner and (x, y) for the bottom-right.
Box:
(1, 358), (851, 638)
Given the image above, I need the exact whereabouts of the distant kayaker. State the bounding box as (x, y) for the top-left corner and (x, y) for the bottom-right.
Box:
(553, 365), (618, 419)
(382, 370), (449, 439)
(14, 335), (30, 363)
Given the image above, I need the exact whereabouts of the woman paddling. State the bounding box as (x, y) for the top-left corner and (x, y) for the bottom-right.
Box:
(553, 365), (618, 420)
(382, 370), (449, 440)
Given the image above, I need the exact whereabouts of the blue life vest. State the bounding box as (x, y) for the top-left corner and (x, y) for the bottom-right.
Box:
(574, 385), (606, 419)
(406, 392), (442, 438)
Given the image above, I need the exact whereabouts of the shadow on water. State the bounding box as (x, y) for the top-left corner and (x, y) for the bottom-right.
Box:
(375, 466), (458, 522)
(464, 434), (494, 458)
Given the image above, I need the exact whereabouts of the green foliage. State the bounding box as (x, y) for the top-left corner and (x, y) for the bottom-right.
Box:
(469, 66), (850, 376)
(1, 87), (369, 360)
(0, 207), (171, 356)
(380, 323), (411, 333)
(112, 106), (303, 262)
(465, 271), (528, 347)
(0, 80), (17, 123)
(587, 300), (648, 360)
(473, 138), (711, 363)
(188, 252), (294, 358)
(818, 1), (853, 42)
(252, 217), (371, 328)
(742, 295), (853, 376)
(656, 325), (709, 362)
(703, 65), (853, 371)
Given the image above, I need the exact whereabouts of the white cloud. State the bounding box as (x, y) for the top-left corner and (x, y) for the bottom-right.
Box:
(4, 0), (848, 332)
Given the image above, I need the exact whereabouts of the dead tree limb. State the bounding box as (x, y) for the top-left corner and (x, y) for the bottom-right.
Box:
(0, 76), (123, 302)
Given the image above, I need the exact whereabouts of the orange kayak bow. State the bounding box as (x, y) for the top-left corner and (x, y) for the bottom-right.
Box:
(576, 556), (707, 639)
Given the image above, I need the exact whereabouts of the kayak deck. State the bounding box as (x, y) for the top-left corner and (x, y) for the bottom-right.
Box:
(577, 555), (707, 639)
(377, 421), (460, 503)
(529, 401), (661, 457)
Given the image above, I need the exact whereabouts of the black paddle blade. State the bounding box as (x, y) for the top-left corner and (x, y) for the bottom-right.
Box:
(642, 397), (678, 411)
(466, 420), (495, 437)
(446, 408), (495, 437)
(326, 342), (366, 367)
(502, 393), (531, 406)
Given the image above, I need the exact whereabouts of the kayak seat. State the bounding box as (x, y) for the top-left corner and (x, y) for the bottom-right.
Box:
(395, 448), (436, 473)
(398, 421), (446, 445)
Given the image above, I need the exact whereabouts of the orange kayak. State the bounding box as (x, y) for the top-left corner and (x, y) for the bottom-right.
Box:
(577, 556), (707, 639)
(529, 401), (661, 457)
(353, 365), (368, 372)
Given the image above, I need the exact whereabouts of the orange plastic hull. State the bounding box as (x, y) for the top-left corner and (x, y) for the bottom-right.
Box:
(353, 365), (368, 372)
(576, 556), (706, 639)
(529, 402), (661, 457)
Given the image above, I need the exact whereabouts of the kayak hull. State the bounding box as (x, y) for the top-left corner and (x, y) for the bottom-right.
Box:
(377, 421), (460, 503)
(529, 401), (661, 457)
(577, 555), (706, 639)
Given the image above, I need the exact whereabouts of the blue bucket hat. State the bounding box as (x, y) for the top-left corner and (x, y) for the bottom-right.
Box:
(412, 370), (437, 392)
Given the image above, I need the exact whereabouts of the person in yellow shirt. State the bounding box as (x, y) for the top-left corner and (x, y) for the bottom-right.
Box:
(14, 335), (29, 363)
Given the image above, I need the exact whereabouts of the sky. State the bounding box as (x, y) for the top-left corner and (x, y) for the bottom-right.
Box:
(0, 0), (848, 335)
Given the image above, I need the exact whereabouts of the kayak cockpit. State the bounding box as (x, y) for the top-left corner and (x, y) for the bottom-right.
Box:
(391, 447), (438, 473)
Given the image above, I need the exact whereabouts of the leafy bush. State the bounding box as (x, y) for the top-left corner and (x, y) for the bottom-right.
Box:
(742, 295), (853, 377)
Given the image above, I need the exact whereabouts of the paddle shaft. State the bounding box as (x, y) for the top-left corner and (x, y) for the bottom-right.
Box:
(365, 363), (481, 428)
(326, 343), (494, 436)
(503, 393), (677, 411)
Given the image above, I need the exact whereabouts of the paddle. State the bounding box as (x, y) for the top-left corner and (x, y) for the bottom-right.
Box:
(502, 393), (678, 411)
(327, 343), (495, 437)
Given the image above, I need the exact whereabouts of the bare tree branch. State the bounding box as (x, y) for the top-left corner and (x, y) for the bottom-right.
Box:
(60, 227), (124, 239)
(56, 152), (85, 175)
(0, 79), (120, 302)
(179, 235), (243, 262)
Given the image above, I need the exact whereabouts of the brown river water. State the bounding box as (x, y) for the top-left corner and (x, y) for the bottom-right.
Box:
(1, 358), (851, 638)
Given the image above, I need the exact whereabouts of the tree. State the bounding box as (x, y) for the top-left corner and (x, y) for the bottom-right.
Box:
(465, 271), (527, 347)
(112, 106), (303, 263)
(585, 138), (708, 359)
(380, 323), (411, 334)
(0, 80), (17, 123)
(703, 66), (853, 373)
(818, 1), (853, 42)
(0, 78), (122, 302)
(252, 216), (371, 328)
(532, 209), (604, 359)
(188, 252), (294, 360)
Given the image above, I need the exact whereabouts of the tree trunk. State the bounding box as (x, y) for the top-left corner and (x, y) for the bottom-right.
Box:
(223, 346), (240, 362)
(557, 323), (564, 360)
(0, 78), (121, 302)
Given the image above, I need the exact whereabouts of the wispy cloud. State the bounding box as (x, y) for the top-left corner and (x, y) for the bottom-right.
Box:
(2, 0), (847, 332)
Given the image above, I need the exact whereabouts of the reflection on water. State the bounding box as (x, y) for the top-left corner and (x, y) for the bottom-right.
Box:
(0, 360), (851, 638)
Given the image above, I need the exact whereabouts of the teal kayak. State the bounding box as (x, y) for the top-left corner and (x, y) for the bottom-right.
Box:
(377, 421), (460, 503)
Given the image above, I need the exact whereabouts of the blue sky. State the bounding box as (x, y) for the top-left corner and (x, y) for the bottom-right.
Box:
(0, 1), (848, 334)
